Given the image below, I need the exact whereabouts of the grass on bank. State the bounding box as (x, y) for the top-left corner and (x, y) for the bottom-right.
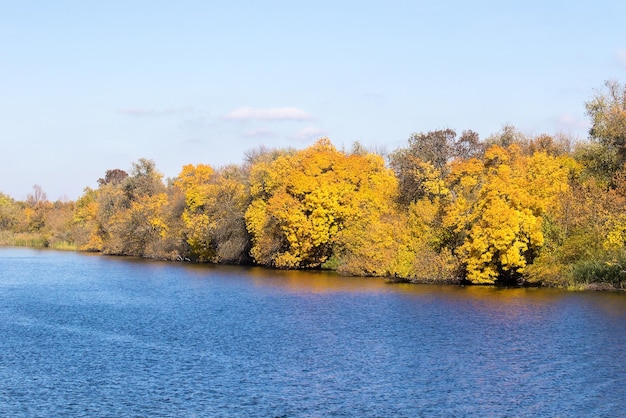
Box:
(0, 231), (77, 251)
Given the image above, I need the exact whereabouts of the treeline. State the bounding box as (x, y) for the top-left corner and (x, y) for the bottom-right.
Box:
(2, 81), (625, 289)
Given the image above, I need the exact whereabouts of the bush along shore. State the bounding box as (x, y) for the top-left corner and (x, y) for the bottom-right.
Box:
(2, 82), (626, 290)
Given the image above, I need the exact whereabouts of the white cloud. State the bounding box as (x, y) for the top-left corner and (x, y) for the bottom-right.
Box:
(225, 106), (312, 121)
(293, 126), (326, 142)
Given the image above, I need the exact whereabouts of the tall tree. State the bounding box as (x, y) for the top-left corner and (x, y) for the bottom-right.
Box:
(89, 160), (171, 257)
(586, 80), (626, 164)
(97, 169), (128, 186)
(390, 129), (482, 205)
(443, 145), (571, 284)
(174, 164), (251, 263)
(245, 138), (398, 271)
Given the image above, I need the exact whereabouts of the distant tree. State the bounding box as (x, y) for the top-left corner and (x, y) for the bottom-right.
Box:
(586, 80), (626, 163)
(454, 130), (483, 160)
(407, 129), (456, 171)
(210, 165), (252, 263)
(484, 124), (527, 148)
(85, 160), (173, 258)
(573, 141), (619, 186)
(26, 184), (47, 207)
(390, 129), (480, 205)
(72, 187), (103, 250)
(123, 158), (165, 199)
(525, 134), (571, 157)
(174, 163), (218, 262)
(97, 169), (128, 186)
(23, 185), (51, 232)
(243, 145), (295, 167)
(0, 192), (19, 231)
(577, 79), (626, 194)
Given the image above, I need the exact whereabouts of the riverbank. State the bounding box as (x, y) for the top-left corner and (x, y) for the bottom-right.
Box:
(3, 239), (624, 292)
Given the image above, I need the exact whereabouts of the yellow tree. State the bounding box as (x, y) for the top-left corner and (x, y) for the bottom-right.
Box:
(174, 164), (216, 261)
(604, 167), (626, 251)
(72, 187), (103, 251)
(245, 138), (398, 271)
(332, 152), (400, 276)
(106, 192), (170, 257)
(87, 159), (173, 258)
(444, 145), (570, 284)
(174, 164), (250, 263)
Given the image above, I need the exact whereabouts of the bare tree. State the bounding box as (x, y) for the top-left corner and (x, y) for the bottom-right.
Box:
(26, 184), (47, 207)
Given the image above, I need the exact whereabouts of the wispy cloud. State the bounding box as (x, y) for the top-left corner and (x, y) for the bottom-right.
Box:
(225, 106), (312, 121)
(119, 106), (194, 117)
(293, 126), (326, 142)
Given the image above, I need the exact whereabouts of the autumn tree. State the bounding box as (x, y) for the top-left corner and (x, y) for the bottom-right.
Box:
(484, 124), (526, 148)
(97, 169), (128, 186)
(209, 165), (251, 263)
(586, 80), (626, 164)
(387, 197), (461, 283)
(0, 193), (25, 244)
(42, 200), (76, 248)
(24, 185), (51, 233)
(174, 163), (215, 261)
(454, 130), (483, 160)
(245, 138), (398, 272)
(174, 163), (251, 263)
(82, 159), (179, 258)
(443, 145), (571, 284)
(72, 187), (103, 250)
(390, 129), (482, 205)
(331, 152), (401, 277)
(123, 159), (165, 200)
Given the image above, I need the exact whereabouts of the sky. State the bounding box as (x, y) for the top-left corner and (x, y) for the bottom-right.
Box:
(1, 0), (625, 201)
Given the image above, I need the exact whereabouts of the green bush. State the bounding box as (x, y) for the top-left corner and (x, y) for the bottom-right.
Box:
(572, 256), (626, 289)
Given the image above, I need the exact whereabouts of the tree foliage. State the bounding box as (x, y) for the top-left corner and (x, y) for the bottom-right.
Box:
(443, 145), (571, 284)
(586, 80), (626, 164)
(1, 79), (625, 289)
(246, 138), (397, 270)
(174, 164), (250, 263)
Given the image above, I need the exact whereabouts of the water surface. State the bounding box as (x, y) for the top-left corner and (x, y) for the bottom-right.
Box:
(0, 247), (624, 416)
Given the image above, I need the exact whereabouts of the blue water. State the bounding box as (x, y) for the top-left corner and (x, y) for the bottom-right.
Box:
(0, 247), (624, 417)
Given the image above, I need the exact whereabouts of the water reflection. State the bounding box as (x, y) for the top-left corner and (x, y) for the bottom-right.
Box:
(1, 247), (625, 417)
(246, 267), (392, 293)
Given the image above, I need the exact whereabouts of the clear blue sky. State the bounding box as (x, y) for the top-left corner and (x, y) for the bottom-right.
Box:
(1, 0), (625, 200)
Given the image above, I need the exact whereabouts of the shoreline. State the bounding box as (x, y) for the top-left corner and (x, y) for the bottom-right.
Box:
(2, 243), (623, 292)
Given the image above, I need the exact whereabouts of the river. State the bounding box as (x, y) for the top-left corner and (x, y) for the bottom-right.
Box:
(0, 247), (624, 416)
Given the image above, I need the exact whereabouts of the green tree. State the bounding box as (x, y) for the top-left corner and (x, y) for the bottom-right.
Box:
(586, 80), (626, 164)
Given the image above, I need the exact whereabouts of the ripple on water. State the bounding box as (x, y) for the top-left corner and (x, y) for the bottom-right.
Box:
(0, 247), (624, 416)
